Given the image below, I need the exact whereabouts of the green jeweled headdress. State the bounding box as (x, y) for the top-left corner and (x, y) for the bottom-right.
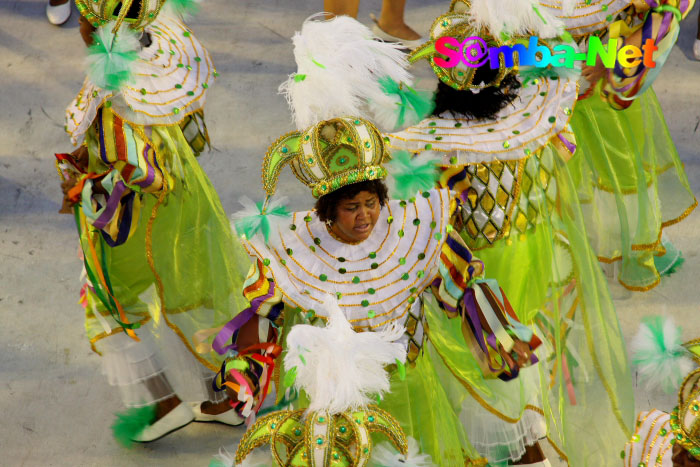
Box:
(262, 117), (389, 199)
(235, 406), (407, 466)
(75, 0), (165, 31)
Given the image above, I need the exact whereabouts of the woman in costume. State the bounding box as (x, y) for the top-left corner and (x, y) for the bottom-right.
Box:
(538, 0), (697, 292)
(386, 1), (635, 464)
(56, 0), (248, 443)
(213, 116), (542, 466)
(622, 317), (700, 466)
(210, 15), (550, 467)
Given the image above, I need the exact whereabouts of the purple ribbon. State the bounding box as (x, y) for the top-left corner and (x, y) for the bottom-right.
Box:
(92, 180), (127, 229)
(212, 280), (278, 355)
(212, 306), (256, 355)
(132, 145), (156, 188)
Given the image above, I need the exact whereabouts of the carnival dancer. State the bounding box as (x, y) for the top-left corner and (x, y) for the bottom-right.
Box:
(386, 1), (635, 464)
(622, 317), (700, 466)
(207, 16), (545, 465)
(537, 0), (697, 292)
(212, 115), (543, 466)
(56, 0), (249, 444)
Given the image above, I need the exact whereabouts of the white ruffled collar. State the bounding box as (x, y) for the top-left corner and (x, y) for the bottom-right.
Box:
(387, 76), (576, 165)
(243, 188), (452, 331)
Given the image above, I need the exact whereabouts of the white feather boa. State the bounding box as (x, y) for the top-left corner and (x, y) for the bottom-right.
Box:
(279, 14), (411, 130)
(284, 300), (406, 414)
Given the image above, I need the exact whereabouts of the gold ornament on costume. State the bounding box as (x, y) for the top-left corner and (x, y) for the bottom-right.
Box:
(262, 117), (389, 199)
(235, 406), (407, 466)
(75, 0), (165, 31)
(408, 0), (511, 91)
(671, 368), (700, 460)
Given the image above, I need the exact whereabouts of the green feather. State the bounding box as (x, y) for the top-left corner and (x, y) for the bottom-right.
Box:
(111, 405), (157, 448)
(283, 366), (297, 388)
(395, 359), (406, 381)
(385, 151), (440, 200)
(233, 198), (291, 244)
(378, 76), (435, 130)
(632, 316), (693, 393)
(86, 22), (140, 92)
(166, 0), (201, 17)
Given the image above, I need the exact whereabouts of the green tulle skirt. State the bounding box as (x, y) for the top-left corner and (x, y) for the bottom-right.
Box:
(80, 124), (250, 373)
(445, 143), (634, 466)
(568, 84), (696, 291)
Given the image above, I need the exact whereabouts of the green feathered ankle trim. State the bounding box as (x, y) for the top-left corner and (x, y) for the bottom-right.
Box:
(111, 405), (157, 448)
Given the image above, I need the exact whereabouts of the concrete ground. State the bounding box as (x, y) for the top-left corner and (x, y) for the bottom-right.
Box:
(1, 0), (699, 465)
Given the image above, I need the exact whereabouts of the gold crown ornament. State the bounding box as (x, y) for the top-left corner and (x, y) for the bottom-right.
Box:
(262, 117), (389, 199)
(75, 0), (165, 31)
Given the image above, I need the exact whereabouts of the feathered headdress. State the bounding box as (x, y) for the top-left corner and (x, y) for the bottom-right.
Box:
(233, 300), (411, 466)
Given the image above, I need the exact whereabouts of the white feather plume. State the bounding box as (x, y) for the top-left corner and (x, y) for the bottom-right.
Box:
(468, 0), (565, 39)
(279, 14), (411, 130)
(370, 437), (436, 467)
(284, 300), (406, 414)
(630, 316), (696, 394)
(367, 92), (406, 132)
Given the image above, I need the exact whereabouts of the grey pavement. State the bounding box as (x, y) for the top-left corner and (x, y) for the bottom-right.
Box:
(1, 0), (699, 465)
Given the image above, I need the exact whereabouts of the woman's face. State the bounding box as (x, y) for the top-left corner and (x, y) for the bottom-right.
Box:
(330, 191), (381, 243)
